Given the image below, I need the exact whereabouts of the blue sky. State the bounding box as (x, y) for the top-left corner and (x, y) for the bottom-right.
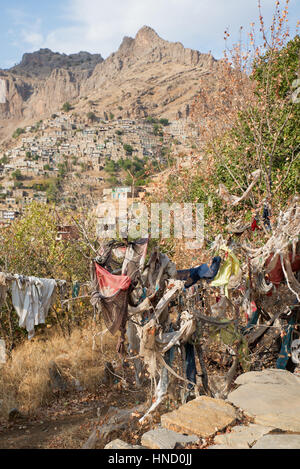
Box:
(1, 0), (299, 69)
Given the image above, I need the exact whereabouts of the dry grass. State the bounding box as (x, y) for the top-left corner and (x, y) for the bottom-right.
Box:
(0, 322), (118, 417)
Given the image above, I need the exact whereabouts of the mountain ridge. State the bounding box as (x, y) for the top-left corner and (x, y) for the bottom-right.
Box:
(7, 49), (104, 78)
(0, 25), (220, 143)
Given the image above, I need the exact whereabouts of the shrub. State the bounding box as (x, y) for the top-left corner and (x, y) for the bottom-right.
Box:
(62, 102), (72, 112)
(12, 128), (25, 139)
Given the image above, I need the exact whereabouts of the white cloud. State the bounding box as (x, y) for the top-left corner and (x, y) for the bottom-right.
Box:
(6, 0), (300, 60)
(7, 8), (45, 53)
(42, 0), (280, 58)
(21, 30), (44, 50)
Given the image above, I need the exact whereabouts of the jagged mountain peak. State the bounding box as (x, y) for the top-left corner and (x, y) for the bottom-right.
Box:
(0, 26), (220, 143)
(118, 26), (161, 54)
(8, 49), (103, 78)
(134, 25), (162, 44)
(119, 36), (135, 52)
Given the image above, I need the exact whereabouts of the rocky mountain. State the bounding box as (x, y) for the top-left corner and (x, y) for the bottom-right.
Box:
(8, 49), (103, 78)
(0, 26), (220, 142)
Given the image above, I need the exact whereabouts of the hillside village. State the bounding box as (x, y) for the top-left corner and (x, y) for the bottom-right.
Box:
(0, 0), (300, 451)
(0, 111), (200, 225)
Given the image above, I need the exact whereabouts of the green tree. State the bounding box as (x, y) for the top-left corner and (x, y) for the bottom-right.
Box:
(146, 116), (158, 124)
(123, 144), (134, 155)
(159, 118), (169, 126)
(153, 123), (163, 136)
(62, 102), (72, 112)
(87, 111), (97, 122)
(13, 181), (24, 189)
(12, 128), (25, 139)
(46, 181), (60, 203)
(12, 169), (23, 181)
(0, 155), (9, 165)
(0, 202), (95, 341)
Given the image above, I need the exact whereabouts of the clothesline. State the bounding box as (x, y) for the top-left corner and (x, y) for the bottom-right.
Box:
(62, 295), (90, 305)
(0, 272), (91, 288)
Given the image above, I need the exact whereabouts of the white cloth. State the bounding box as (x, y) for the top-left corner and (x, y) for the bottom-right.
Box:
(11, 276), (57, 339)
(0, 272), (8, 308)
(0, 339), (6, 364)
(157, 310), (196, 353)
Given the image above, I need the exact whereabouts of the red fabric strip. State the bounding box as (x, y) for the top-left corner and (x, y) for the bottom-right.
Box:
(95, 263), (131, 294)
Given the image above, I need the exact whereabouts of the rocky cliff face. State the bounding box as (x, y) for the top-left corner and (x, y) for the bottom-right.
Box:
(24, 69), (83, 119)
(84, 26), (215, 91)
(9, 49), (103, 78)
(79, 26), (218, 121)
(0, 49), (103, 126)
(0, 26), (219, 142)
(0, 73), (32, 119)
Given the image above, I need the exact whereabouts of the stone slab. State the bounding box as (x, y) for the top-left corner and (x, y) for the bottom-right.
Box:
(141, 427), (199, 449)
(104, 439), (145, 449)
(161, 396), (238, 438)
(227, 380), (300, 432)
(214, 424), (273, 448)
(235, 369), (300, 387)
(252, 434), (300, 449)
(207, 444), (232, 449)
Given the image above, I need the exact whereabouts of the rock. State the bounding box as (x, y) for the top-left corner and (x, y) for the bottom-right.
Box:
(207, 444), (232, 449)
(234, 369), (300, 387)
(48, 360), (68, 393)
(227, 370), (300, 432)
(104, 439), (145, 449)
(161, 396), (238, 438)
(73, 379), (84, 392)
(10, 49), (103, 78)
(0, 24), (219, 144)
(252, 434), (300, 449)
(82, 429), (98, 449)
(214, 424), (273, 449)
(8, 408), (24, 422)
(82, 404), (146, 448)
(141, 427), (199, 449)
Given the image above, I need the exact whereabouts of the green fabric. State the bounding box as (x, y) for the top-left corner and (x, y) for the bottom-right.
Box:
(72, 281), (80, 298)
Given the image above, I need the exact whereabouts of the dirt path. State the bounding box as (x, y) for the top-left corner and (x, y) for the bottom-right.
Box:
(0, 413), (93, 449)
(0, 387), (148, 449)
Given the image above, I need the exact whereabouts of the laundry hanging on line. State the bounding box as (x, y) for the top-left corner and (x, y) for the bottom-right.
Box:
(11, 276), (57, 340)
(0, 272), (66, 339)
